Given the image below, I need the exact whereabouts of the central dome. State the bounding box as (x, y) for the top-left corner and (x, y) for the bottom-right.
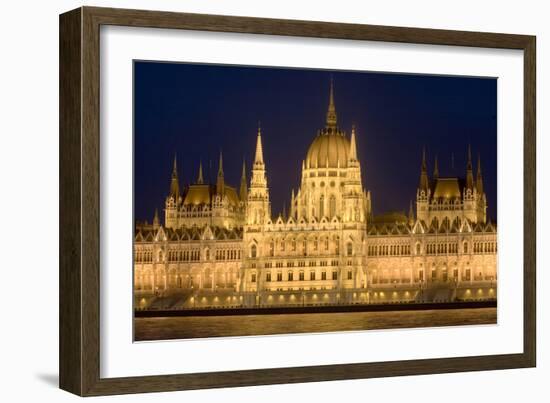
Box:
(306, 132), (350, 169)
(305, 79), (353, 169)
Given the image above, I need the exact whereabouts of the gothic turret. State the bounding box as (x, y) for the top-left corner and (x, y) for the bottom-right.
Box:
(408, 200), (415, 226)
(476, 154), (484, 196)
(216, 152), (225, 195)
(169, 154), (180, 201)
(153, 208), (160, 229)
(465, 145), (474, 191)
(246, 124), (271, 225)
(418, 148), (429, 193)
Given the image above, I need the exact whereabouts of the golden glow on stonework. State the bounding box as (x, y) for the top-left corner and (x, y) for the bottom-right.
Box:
(134, 81), (497, 310)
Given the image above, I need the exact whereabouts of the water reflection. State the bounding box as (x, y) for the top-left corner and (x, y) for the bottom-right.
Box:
(135, 308), (496, 341)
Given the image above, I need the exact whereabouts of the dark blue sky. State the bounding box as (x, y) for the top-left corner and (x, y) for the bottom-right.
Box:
(134, 61), (497, 223)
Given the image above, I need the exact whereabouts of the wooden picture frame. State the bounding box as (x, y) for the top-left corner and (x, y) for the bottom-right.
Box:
(59, 6), (536, 396)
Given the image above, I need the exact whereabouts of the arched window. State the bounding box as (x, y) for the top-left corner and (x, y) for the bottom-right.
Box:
(319, 195), (325, 218)
(416, 243), (421, 255)
(335, 236), (340, 254)
(250, 244), (257, 258)
(463, 241), (469, 253)
(324, 237), (329, 251)
(347, 242), (353, 256)
(204, 248), (210, 261)
(329, 195), (336, 218)
(269, 240), (274, 256)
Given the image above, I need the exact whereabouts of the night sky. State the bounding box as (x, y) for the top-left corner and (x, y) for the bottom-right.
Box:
(134, 61), (497, 223)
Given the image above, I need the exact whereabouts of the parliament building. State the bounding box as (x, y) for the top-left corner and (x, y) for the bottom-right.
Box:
(134, 83), (497, 310)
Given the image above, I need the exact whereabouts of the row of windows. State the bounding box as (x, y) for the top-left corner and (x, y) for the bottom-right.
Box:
(473, 242), (497, 253)
(256, 240), (352, 258)
(251, 270), (353, 283)
(135, 251), (153, 263)
(167, 250), (201, 262)
(367, 244), (411, 257)
(266, 238), (338, 255)
(214, 249), (242, 261)
(263, 260), (343, 269)
(370, 268), (495, 284)
(425, 243), (459, 255)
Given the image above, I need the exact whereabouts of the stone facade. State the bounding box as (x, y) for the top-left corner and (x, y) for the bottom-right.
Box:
(134, 83), (497, 309)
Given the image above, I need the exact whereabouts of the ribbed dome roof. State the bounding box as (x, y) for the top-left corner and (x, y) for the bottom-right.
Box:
(306, 131), (350, 169)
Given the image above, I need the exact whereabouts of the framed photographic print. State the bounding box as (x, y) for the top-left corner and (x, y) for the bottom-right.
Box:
(59, 6), (536, 396)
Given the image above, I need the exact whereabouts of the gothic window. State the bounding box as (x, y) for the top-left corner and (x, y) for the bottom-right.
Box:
(319, 195), (325, 218)
(347, 242), (353, 256)
(269, 240), (274, 256)
(277, 272), (282, 281)
(324, 237), (329, 251)
(250, 244), (257, 258)
(302, 239), (307, 256)
(335, 236), (340, 254)
(321, 271), (327, 280)
(291, 238), (296, 251)
(463, 241), (469, 253)
(204, 248), (210, 261)
(329, 195), (336, 218)
(314, 238), (318, 251)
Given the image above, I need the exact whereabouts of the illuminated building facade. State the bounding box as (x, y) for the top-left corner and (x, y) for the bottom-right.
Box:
(134, 84), (497, 309)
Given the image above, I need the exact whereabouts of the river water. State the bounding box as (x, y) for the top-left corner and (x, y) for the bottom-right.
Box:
(134, 307), (496, 341)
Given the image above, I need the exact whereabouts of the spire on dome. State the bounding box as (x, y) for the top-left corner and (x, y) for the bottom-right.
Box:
(218, 151), (224, 176)
(326, 77), (337, 129)
(349, 125), (358, 161)
(254, 123), (264, 165)
(197, 160), (204, 184)
(433, 154), (439, 180)
(172, 154), (178, 177)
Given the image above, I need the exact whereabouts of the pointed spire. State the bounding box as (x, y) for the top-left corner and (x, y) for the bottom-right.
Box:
(408, 200), (415, 226)
(466, 144), (474, 190)
(218, 151), (224, 176)
(172, 154), (178, 177)
(197, 160), (204, 184)
(254, 123), (264, 165)
(476, 153), (484, 195)
(239, 159), (248, 201)
(433, 154), (439, 180)
(326, 77), (337, 129)
(153, 208), (160, 228)
(419, 147), (429, 192)
(169, 153), (180, 200)
(216, 151), (225, 195)
(349, 125), (358, 161)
